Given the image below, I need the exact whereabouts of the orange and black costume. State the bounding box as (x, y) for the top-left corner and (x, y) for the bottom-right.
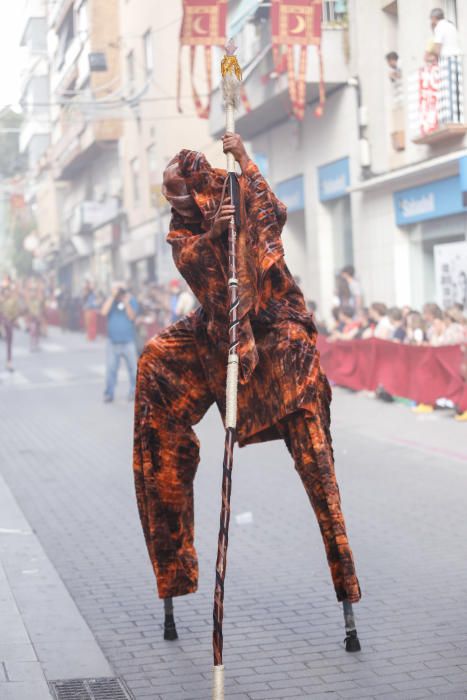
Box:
(133, 151), (361, 605)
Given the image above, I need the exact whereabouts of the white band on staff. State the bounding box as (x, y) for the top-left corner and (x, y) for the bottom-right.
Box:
(225, 354), (239, 428)
(228, 277), (238, 286)
(212, 664), (224, 699)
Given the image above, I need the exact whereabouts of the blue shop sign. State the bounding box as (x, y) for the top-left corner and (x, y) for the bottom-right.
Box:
(459, 156), (467, 206)
(394, 174), (467, 226)
(253, 152), (269, 178)
(276, 174), (304, 212)
(318, 157), (350, 201)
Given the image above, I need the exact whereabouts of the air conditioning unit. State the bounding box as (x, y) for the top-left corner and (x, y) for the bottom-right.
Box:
(88, 52), (107, 72)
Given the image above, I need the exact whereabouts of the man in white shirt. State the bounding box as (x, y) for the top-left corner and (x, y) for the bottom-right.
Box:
(430, 8), (460, 57)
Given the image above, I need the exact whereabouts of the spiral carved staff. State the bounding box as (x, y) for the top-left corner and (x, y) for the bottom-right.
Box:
(212, 39), (243, 700)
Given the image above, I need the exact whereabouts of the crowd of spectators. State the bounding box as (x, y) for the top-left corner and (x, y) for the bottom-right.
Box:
(313, 266), (467, 347)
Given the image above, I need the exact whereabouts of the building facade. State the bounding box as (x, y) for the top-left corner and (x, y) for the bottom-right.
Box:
(117, 0), (214, 290)
(18, 0), (54, 272)
(19, 0), (124, 292)
(211, 0), (467, 317)
(47, 0), (123, 293)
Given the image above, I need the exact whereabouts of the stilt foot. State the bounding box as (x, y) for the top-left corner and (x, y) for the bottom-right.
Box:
(345, 629), (361, 652)
(163, 614), (178, 641)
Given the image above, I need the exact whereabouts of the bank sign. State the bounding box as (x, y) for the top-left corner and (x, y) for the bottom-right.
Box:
(318, 157), (350, 201)
(275, 174), (305, 213)
(394, 175), (467, 225)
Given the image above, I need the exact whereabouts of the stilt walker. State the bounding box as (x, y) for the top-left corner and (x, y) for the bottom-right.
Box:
(132, 41), (362, 700)
(212, 39), (243, 700)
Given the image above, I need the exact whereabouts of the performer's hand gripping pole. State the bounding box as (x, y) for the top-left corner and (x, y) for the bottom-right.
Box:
(212, 40), (243, 700)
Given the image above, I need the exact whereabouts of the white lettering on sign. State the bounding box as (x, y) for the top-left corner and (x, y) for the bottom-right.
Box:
(322, 174), (347, 197)
(400, 193), (435, 219)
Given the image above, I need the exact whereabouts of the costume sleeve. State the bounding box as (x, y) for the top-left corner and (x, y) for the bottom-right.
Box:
(242, 160), (287, 225)
(167, 225), (228, 323)
(241, 160), (286, 289)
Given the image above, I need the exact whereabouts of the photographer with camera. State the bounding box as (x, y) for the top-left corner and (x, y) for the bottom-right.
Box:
(101, 282), (139, 403)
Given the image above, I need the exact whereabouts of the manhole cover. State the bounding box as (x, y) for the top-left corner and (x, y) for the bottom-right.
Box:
(49, 677), (134, 700)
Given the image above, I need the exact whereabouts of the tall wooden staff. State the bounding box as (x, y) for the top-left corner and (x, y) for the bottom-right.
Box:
(212, 39), (243, 700)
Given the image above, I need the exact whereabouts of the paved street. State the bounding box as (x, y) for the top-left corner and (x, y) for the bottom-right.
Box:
(0, 327), (466, 699)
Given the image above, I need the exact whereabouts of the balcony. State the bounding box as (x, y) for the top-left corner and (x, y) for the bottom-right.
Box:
(19, 117), (50, 154)
(408, 58), (466, 146)
(210, 28), (349, 139)
(69, 198), (120, 235)
(51, 36), (83, 95)
(48, 0), (74, 30)
(51, 114), (121, 180)
(20, 16), (47, 53)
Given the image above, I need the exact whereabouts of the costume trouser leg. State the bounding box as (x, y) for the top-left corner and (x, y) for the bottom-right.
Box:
(133, 318), (214, 599)
(280, 409), (361, 604)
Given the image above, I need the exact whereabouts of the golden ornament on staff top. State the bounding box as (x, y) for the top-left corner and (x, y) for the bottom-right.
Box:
(221, 38), (242, 81)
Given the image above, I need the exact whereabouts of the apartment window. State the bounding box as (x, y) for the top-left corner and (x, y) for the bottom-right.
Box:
(56, 6), (75, 69)
(147, 144), (158, 206)
(143, 30), (154, 77)
(131, 158), (140, 205)
(322, 0), (348, 27)
(127, 50), (135, 94)
(147, 144), (157, 177)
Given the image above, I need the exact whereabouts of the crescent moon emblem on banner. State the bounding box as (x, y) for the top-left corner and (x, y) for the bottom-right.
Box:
(193, 15), (209, 35)
(290, 14), (306, 34)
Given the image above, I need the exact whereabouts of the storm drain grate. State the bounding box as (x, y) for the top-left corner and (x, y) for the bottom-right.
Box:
(49, 677), (134, 700)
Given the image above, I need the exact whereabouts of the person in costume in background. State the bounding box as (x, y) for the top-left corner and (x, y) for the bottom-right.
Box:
(133, 134), (361, 608)
(0, 280), (21, 371)
(24, 278), (44, 352)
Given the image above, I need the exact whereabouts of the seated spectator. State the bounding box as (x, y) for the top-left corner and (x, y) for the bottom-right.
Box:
(368, 302), (392, 340)
(442, 307), (465, 345)
(328, 305), (361, 341)
(429, 307), (446, 346)
(406, 311), (426, 345)
(388, 306), (406, 342)
(329, 306), (342, 334)
(423, 302), (442, 342)
(355, 307), (373, 339)
(307, 300), (328, 336)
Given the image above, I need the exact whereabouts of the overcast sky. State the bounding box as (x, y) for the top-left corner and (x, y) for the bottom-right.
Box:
(0, 4), (23, 108)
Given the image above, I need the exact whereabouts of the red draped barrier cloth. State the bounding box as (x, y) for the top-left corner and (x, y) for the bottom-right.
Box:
(317, 337), (467, 412)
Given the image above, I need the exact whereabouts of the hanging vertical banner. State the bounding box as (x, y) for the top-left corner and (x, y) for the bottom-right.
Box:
(418, 63), (439, 136)
(178, 0), (228, 119)
(271, 0), (324, 120)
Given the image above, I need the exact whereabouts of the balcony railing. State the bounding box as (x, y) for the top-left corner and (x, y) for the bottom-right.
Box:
(408, 57), (466, 145)
(69, 198), (119, 236)
(48, 0), (74, 30)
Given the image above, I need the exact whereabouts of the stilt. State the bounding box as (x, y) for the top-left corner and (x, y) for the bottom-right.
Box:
(163, 597), (178, 641)
(343, 600), (361, 652)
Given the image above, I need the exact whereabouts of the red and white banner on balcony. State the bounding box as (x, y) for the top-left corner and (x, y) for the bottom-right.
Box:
(271, 0), (324, 120)
(178, 0), (228, 119)
(178, 0), (250, 119)
(418, 63), (440, 136)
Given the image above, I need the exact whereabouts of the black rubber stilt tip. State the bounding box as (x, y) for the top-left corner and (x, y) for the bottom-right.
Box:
(345, 630), (361, 652)
(164, 615), (178, 641)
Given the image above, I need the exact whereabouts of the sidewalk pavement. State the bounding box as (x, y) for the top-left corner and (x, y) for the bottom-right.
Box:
(0, 470), (114, 699)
